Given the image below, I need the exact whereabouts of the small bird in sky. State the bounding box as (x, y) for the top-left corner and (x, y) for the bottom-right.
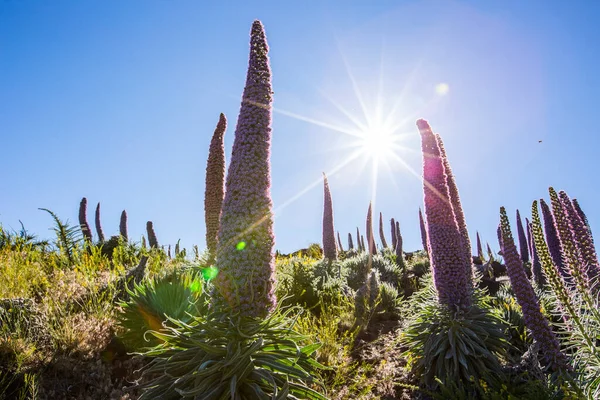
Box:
(538, 140), (543, 143)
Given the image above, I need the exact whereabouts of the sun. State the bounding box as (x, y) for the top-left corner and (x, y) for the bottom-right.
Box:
(358, 122), (397, 160)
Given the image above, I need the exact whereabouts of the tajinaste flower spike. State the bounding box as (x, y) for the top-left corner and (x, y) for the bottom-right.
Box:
(366, 203), (377, 255)
(418, 119), (472, 310)
(337, 231), (344, 252)
(95, 202), (105, 243)
(356, 227), (363, 252)
(348, 232), (354, 250)
(395, 221), (405, 269)
(79, 197), (93, 242)
(379, 212), (388, 248)
(146, 221), (158, 249)
(322, 173), (337, 261)
(516, 209), (530, 264)
(499, 207), (567, 369)
(360, 235), (366, 252)
(559, 190), (600, 285)
(204, 113), (227, 264)
(573, 198), (593, 241)
(549, 187), (590, 292)
(436, 133), (472, 285)
(540, 199), (568, 279)
(418, 208), (428, 253)
(487, 243), (493, 258)
(119, 210), (128, 241)
(390, 218), (397, 250)
(527, 218), (545, 286)
(215, 21), (276, 318)
(476, 231), (483, 260)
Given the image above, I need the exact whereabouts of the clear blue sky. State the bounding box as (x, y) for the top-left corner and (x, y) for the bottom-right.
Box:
(1, 0), (599, 255)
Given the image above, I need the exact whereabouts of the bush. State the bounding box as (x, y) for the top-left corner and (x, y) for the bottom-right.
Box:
(135, 306), (327, 399)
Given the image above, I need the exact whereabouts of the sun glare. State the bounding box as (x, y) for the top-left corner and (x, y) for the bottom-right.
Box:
(359, 122), (396, 160)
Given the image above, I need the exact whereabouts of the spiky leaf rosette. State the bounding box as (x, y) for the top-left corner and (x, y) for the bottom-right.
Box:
(215, 21), (276, 318)
(379, 212), (388, 248)
(95, 202), (105, 243)
(204, 113), (227, 264)
(498, 207), (567, 369)
(135, 306), (327, 400)
(436, 134), (472, 286)
(418, 119), (472, 310)
(401, 295), (507, 389)
(516, 209), (530, 264)
(117, 271), (206, 350)
(120, 210), (128, 241)
(322, 173), (337, 261)
(146, 221), (158, 248)
(79, 197), (93, 242)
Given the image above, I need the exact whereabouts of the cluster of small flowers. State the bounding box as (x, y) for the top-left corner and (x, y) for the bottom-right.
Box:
(418, 119), (472, 310)
(215, 21), (276, 318)
(204, 113), (227, 262)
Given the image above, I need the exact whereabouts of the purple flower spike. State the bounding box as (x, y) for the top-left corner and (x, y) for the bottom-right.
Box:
(348, 232), (354, 250)
(558, 191), (600, 286)
(419, 208), (428, 253)
(146, 221), (158, 248)
(119, 210), (128, 241)
(436, 133), (472, 284)
(356, 227), (362, 252)
(527, 219), (545, 286)
(204, 113), (227, 263)
(366, 203), (377, 255)
(79, 197), (93, 242)
(540, 198), (568, 278)
(516, 210), (530, 264)
(391, 217), (397, 251)
(379, 212), (388, 249)
(418, 119), (472, 310)
(337, 231), (344, 252)
(95, 202), (105, 243)
(476, 231), (483, 260)
(215, 20), (276, 318)
(573, 199), (593, 241)
(322, 173), (337, 261)
(396, 221), (405, 268)
(499, 207), (567, 369)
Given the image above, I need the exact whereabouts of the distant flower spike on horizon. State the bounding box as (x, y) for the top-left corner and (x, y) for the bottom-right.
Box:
(146, 221), (158, 248)
(322, 173), (337, 261)
(418, 119), (472, 310)
(204, 113), (227, 264)
(395, 220), (405, 269)
(120, 210), (128, 241)
(366, 202), (377, 256)
(348, 232), (354, 250)
(390, 217), (397, 251)
(379, 212), (388, 249)
(418, 208), (428, 253)
(79, 197), (93, 242)
(215, 20), (276, 318)
(95, 202), (105, 243)
(476, 231), (483, 260)
(337, 231), (344, 252)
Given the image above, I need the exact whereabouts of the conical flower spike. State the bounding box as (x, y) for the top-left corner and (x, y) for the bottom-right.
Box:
(322, 173), (337, 261)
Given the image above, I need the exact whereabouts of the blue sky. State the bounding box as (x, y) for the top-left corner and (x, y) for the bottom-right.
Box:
(1, 0), (599, 255)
